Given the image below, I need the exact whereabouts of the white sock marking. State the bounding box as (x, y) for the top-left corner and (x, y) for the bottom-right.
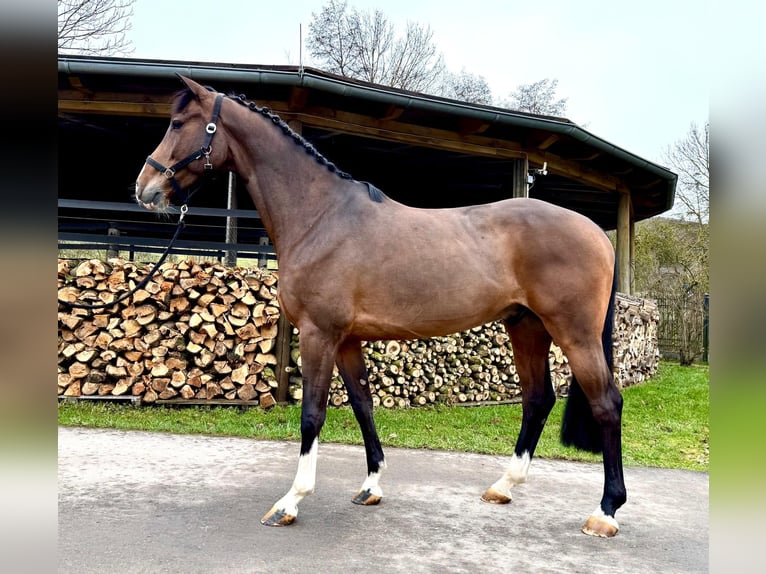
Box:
(489, 451), (531, 498)
(590, 506), (620, 530)
(271, 438), (319, 517)
(360, 466), (384, 497)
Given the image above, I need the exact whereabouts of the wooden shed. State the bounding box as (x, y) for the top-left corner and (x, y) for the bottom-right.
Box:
(58, 55), (677, 294)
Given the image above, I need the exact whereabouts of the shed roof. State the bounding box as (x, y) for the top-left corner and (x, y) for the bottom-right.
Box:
(58, 55), (676, 230)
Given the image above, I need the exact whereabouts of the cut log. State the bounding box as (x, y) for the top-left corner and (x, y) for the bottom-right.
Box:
(255, 353), (278, 366)
(259, 391), (276, 409)
(135, 305), (157, 325)
(68, 362), (89, 379)
(231, 364), (249, 384)
(112, 380), (130, 396)
(236, 384), (258, 401)
(235, 324), (259, 340)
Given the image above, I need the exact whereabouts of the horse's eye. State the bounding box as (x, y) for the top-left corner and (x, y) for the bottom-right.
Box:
(171, 120), (184, 130)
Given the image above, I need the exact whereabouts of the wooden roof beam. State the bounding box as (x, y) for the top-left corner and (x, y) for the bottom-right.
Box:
(380, 105), (405, 121)
(288, 111), (528, 160)
(458, 118), (491, 136)
(58, 91), (629, 194)
(67, 76), (93, 96)
(537, 134), (560, 150)
(628, 178), (664, 190)
(568, 151), (602, 161)
(288, 87), (310, 112)
(58, 99), (170, 117)
(529, 149), (630, 194)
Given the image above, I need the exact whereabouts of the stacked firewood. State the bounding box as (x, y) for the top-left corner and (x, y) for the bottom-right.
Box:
(613, 294), (660, 387)
(287, 293), (659, 407)
(288, 324), (525, 408)
(57, 258), (282, 407)
(58, 258), (659, 409)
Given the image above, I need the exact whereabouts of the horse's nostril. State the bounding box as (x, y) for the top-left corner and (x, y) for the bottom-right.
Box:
(135, 188), (164, 210)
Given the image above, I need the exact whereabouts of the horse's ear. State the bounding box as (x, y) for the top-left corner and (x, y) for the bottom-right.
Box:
(176, 74), (209, 98)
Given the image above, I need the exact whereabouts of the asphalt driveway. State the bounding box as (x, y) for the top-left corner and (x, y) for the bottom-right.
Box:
(58, 426), (708, 573)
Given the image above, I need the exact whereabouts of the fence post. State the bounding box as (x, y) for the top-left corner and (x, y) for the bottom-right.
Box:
(224, 172), (238, 267)
(106, 224), (120, 259)
(703, 293), (709, 363)
(274, 312), (293, 405)
(258, 237), (271, 269)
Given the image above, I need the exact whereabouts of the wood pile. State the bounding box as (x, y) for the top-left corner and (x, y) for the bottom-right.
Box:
(613, 294), (660, 387)
(58, 258), (659, 409)
(57, 258), (282, 407)
(288, 323), (524, 408)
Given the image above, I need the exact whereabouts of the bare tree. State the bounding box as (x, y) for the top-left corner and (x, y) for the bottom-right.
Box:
(661, 121), (710, 290)
(58, 0), (135, 56)
(663, 121), (709, 225)
(440, 69), (493, 105)
(633, 122), (710, 365)
(385, 21), (446, 93)
(346, 6), (395, 82)
(503, 78), (568, 116)
(307, 0), (446, 93)
(306, 0), (357, 77)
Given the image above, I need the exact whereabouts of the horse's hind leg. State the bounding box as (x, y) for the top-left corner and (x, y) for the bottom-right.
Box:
(336, 339), (386, 506)
(482, 312), (555, 504)
(261, 325), (336, 526)
(561, 343), (625, 537)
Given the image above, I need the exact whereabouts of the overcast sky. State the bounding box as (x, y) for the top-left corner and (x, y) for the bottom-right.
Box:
(129, 0), (709, 164)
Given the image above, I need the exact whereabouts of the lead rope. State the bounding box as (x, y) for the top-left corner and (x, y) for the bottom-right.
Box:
(58, 205), (189, 310)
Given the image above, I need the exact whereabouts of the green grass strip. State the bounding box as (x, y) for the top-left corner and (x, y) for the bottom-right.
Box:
(58, 361), (708, 471)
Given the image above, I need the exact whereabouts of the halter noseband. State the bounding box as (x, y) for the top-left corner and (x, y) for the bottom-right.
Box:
(145, 93), (224, 202)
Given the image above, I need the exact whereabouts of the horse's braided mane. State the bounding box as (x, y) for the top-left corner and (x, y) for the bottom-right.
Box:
(228, 92), (356, 182)
(171, 87), (384, 202)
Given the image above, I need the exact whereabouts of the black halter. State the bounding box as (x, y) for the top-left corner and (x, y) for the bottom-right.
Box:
(144, 93), (224, 202)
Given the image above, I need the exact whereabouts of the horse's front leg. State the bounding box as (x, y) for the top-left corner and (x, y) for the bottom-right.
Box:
(336, 339), (386, 506)
(261, 327), (336, 526)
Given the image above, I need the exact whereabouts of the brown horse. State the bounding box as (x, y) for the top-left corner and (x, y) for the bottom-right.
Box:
(135, 76), (625, 537)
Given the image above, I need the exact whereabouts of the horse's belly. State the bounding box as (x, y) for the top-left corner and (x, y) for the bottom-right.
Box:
(351, 279), (514, 340)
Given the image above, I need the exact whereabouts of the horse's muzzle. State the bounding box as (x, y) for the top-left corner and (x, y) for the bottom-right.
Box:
(135, 182), (170, 211)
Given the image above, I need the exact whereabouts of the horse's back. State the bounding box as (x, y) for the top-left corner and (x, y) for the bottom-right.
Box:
(280, 194), (613, 340)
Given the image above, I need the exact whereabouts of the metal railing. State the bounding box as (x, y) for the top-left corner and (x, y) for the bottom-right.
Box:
(58, 198), (276, 265)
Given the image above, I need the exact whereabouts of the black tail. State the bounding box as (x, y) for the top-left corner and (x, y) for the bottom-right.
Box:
(560, 263), (617, 454)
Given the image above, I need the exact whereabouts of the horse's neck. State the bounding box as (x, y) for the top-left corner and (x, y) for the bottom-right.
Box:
(226, 109), (344, 257)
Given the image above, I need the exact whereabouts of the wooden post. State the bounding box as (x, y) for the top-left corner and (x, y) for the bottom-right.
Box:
(629, 216), (635, 293)
(511, 157), (529, 198)
(274, 312), (293, 405)
(616, 192), (632, 294)
(106, 225), (120, 259)
(258, 237), (270, 269)
(288, 119), (302, 134)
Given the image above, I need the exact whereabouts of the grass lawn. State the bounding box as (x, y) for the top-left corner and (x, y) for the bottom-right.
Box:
(58, 361), (709, 471)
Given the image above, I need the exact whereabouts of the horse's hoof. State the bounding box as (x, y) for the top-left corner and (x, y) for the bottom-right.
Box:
(261, 507), (296, 527)
(481, 488), (511, 504)
(582, 514), (619, 537)
(352, 489), (382, 506)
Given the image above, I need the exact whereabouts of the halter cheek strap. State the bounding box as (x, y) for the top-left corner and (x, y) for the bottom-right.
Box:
(145, 93), (224, 202)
